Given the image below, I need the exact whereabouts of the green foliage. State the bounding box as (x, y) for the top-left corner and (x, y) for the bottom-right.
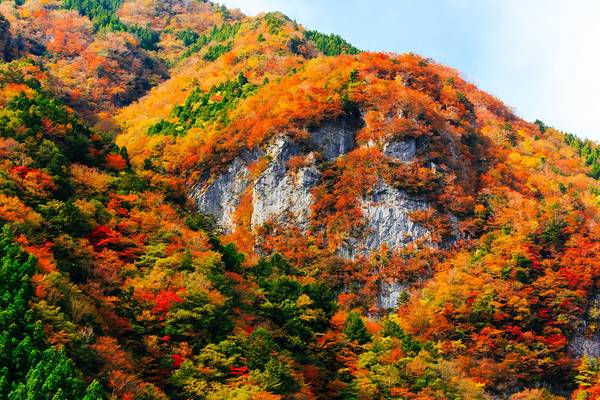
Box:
(182, 23), (240, 58)
(344, 311), (371, 344)
(165, 291), (233, 347)
(0, 87), (116, 199)
(386, 325), (424, 357)
(8, 349), (93, 400)
(62, 0), (160, 50)
(254, 359), (299, 395)
(470, 291), (496, 324)
(110, 170), (147, 194)
(146, 119), (181, 136)
(124, 25), (160, 51)
(244, 328), (276, 371)
(0, 226), (104, 400)
(576, 356), (600, 387)
(177, 29), (200, 47)
(534, 119), (548, 133)
(4, 92), (93, 164)
(565, 132), (600, 179)
(504, 122), (517, 146)
(147, 73), (258, 136)
(39, 200), (92, 236)
(203, 43), (232, 62)
(305, 30), (360, 56)
(184, 213), (216, 233)
(252, 254), (336, 348)
(263, 12), (288, 35)
(537, 217), (568, 252)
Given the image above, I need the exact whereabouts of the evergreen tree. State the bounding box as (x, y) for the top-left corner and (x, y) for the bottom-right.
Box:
(343, 311), (371, 344)
(0, 226), (104, 400)
(304, 30), (360, 56)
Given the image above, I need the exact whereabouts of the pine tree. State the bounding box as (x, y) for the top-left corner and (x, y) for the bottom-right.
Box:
(0, 226), (105, 400)
(344, 312), (371, 344)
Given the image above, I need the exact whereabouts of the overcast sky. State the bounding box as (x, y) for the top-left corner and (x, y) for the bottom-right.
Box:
(219, 0), (600, 141)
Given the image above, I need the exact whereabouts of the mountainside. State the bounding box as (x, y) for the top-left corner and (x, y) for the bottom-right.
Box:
(1, 1), (600, 399)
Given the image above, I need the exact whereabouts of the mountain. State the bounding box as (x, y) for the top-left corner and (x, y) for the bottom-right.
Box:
(0, 1), (600, 399)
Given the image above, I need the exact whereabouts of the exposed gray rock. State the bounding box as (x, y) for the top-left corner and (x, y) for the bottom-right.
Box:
(569, 294), (600, 357)
(383, 137), (416, 162)
(379, 280), (409, 310)
(191, 117), (440, 258)
(440, 130), (459, 160)
(192, 115), (359, 233)
(252, 137), (320, 230)
(339, 182), (430, 258)
(309, 118), (358, 160)
(360, 183), (430, 251)
(190, 151), (260, 232)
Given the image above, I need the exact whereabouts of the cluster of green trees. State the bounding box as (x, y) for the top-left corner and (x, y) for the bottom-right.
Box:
(263, 12), (289, 35)
(0, 66), (142, 201)
(1, 90), (96, 198)
(147, 73), (257, 136)
(0, 226), (104, 399)
(304, 30), (360, 56)
(62, 0), (160, 50)
(534, 119), (600, 179)
(176, 29), (199, 47)
(565, 132), (600, 179)
(169, 253), (337, 398)
(203, 43), (232, 62)
(181, 23), (240, 58)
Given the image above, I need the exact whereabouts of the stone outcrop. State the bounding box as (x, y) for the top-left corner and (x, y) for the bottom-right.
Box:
(383, 137), (416, 162)
(360, 182), (429, 250)
(191, 117), (362, 235)
(378, 280), (409, 310)
(190, 118), (433, 260)
(569, 294), (600, 357)
(251, 137), (320, 230)
(308, 118), (358, 160)
(338, 182), (430, 258)
(190, 150), (260, 231)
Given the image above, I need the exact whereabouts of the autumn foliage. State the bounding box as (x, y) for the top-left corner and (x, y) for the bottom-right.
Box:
(0, 1), (599, 399)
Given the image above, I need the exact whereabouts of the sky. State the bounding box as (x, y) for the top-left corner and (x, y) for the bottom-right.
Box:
(219, 0), (600, 141)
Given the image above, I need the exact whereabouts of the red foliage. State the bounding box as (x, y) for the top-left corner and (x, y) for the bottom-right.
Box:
(152, 290), (184, 315)
(87, 225), (121, 250)
(105, 153), (127, 171)
(171, 354), (184, 368)
(228, 365), (249, 376)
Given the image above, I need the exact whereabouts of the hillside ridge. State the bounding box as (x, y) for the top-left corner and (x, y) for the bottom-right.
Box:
(0, 1), (599, 399)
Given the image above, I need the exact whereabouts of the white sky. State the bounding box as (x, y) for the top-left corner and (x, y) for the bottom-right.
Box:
(219, 0), (600, 142)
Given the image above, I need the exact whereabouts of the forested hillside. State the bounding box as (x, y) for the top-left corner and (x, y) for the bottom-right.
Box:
(0, 1), (599, 399)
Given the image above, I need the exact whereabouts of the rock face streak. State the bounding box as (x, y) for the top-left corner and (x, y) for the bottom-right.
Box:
(569, 294), (600, 357)
(251, 137), (319, 230)
(191, 118), (430, 257)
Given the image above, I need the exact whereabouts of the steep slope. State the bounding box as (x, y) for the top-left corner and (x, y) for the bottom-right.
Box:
(1, 1), (600, 399)
(114, 3), (600, 397)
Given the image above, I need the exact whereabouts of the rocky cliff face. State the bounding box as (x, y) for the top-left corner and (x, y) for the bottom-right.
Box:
(191, 151), (259, 231)
(338, 182), (430, 258)
(252, 137), (319, 230)
(378, 280), (409, 310)
(569, 294), (600, 357)
(191, 116), (435, 258)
